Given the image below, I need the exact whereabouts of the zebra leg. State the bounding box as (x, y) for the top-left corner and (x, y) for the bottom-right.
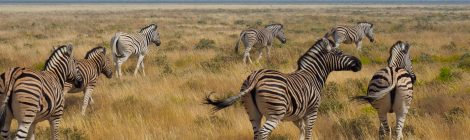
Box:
(393, 89), (412, 140)
(26, 122), (37, 140)
(49, 117), (62, 140)
(355, 41), (363, 51)
(256, 49), (263, 63)
(243, 47), (253, 64)
(115, 55), (129, 78)
(140, 60), (145, 76)
(242, 95), (262, 139)
(304, 107), (319, 140)
(377, 105), (391, 140)
(293, 119), (306, 140)
(1, 110), (13, 139)
(134, 55), (145, 76)
(15, 122), (32, 140)
(257, 118), (281, 140)
(81, 86), (94, 115)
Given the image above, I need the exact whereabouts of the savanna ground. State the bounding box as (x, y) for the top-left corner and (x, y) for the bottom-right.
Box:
(0, 4), (470, 140)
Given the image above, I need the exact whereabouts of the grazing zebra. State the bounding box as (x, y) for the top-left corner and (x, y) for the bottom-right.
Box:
(62, 46), (113, 115)
(353, 41), (416, 140)
(0, 44), (82, 140)
(234, 24), (287, 64)
(111, 24), (161, 78)
(324, 22), (375, 50)
(205, 38), (362, 140)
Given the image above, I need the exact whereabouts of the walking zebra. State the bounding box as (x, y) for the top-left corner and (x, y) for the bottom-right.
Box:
(0, 45), (82, 140)
(353, 41), (416, 140)
(111, 24), (161, 78)
(62, 46), (113, 115)
(324, 22), (375, 50)
(205, 38), (362, 140)
(234, 24), (287, 64)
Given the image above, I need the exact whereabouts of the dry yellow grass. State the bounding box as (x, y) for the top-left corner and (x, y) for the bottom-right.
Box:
(0, 4), (469, 140)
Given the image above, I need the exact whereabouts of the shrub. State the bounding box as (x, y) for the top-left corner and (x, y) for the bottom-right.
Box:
(319, 99), (343, 113)
(417, 53), (433, 63)
(458, 52), (470, 70)
(234, 20), (247, 25)
(444, 107), (465, 124)
(441, 41), (457, 51)
(194, 38), (216, 50)
(436, 67), (461, 82)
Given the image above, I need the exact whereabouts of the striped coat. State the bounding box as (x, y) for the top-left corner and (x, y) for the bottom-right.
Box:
(354, 41), (415, 140)
(324, 22), (375, 50)
(63, 46), (113, 115)
(111, 24), (161, 77)
(205, 38), (362, 140)
(234, 24), (287, 64)
(0, 45), (82, 140)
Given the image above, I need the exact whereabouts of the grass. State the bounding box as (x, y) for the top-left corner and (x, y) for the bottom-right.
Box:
(0, 4), (470, 139)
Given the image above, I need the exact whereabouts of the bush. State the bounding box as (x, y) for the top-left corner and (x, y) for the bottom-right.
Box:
(194, 38), (216, 50)
(417, 53), (433, 63)
(319, 99), (343, 113)
(437, 67), (461, 82)
(444, 107), (465, 124)
(234, 20), (247, 25)
(458, 52), (470, 70)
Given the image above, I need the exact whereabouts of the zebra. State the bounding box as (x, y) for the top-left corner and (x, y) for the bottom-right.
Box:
(62, 46), (113, 115)
(234, 24), (287, 64)
(205, 38), (362, 140)
(0, 44), (82, 140)
(353, 41), (416, 140)
(111, 23), (161, 78)
(324, 22), (375, 50)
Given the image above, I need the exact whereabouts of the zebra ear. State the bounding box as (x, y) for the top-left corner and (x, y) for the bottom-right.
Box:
(65, 44), (73, 56)
(321, 38), (332, 52)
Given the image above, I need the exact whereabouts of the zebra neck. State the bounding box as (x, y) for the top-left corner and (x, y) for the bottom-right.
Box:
(297, 52), (332, 85)
(140, 31), (153, 45)
(44, 67), (67, 88)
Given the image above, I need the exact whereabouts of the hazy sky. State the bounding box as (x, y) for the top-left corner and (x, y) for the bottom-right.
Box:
(0, 0), (468, 3)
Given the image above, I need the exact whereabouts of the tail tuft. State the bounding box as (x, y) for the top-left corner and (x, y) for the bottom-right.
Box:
(203, 92), (240, 112)
(351, 95), (373, 103)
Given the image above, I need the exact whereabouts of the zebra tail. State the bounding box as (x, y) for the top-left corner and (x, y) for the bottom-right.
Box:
(111, 33), (123, 58)
(0, 68), (22, 126)
(352, 78), (397, 103)
(234, 32), (245, 54)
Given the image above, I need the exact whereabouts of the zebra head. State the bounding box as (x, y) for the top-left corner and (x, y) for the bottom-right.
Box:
(140, 24), (161, 46)
(358, 22), (375, 43)
(266, 24), (287, 44)
(298, 38), (362, 72)
(85, 46), (113, 79)
(388, 41), (416, 83)
(48, 44), (83, 88)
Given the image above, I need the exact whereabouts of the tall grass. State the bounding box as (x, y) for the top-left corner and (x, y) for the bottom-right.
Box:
(0, 4), (469, 139)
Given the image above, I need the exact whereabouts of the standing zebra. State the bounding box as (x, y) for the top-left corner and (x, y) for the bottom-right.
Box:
(111, 24), (161, 78)
(62, 46), (113, 115)
(354, 41), (416, 140)
(0, 45), (82, 140)
(234, 24), (287, 64)
(205, 38), (362, 140)
(324, 22), (375, 50)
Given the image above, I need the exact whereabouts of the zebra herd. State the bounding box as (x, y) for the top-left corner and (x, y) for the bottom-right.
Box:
(206, 22), (415, 140)
(0, 22), (415, 140)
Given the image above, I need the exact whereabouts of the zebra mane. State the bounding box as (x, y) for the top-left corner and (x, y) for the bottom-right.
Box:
(85, 46), (106, 59)
(387, 41), (409, 66)
(297, 38), (335, 70)
(357, 22), (373, 28)
(265, 24), (283, 29)
(139, 24), (157, 33)
(44, 45), (71, 71)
